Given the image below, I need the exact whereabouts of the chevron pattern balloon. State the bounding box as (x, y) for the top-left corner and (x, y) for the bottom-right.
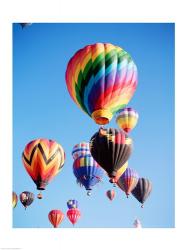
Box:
(22, 139), (65, 190)
(66, 43), (138, 125)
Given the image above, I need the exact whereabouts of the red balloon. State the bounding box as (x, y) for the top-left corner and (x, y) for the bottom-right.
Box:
(67, 208), (81, 225)
(48, 210), (64, 228)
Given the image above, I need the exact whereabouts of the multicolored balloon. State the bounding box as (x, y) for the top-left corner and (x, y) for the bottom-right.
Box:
(65, 43), (138, 125)
(67, 199), (78, 209)
(72, 142), (90, 160)
(12, 192), (18, 208)
(90, 128), (132, 181)
(67, 208), (81, 226)
(48, 210), (64, 228)
(117, 168), (139, 197)
(19, 191), (34, 209)
(106, 190), (115, 201)
(116, 107), (139, 133)
(132, 178), (152, 207)
(22, 139), (65, 190)
(73, 154), (105, 195)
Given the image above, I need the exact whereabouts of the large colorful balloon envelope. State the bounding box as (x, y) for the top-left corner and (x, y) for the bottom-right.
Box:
(19, 191), (34, 209)
(67, 199), (78, 209)
(12, 192), (18, 208)
(116, 107), (139, 133)
(22, 138), (65, 190)
(117, 168), (139, 197)
(67, 208), (81, 226)
(48, 210), (64, 228)
(73, 154), (105, 195)
(65, 43), (138, 125)
(132, 178), (152, 208)
(106, 190), (115, 201)
(72, 142), (90, 160)
(90, 128), (132, 182)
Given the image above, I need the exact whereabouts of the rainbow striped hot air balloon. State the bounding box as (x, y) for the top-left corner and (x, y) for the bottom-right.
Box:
(65, 43), (138, 125)
(22, 139), (65, 190)
(116, 107), (139, 133)
(12, 192), (18, 208)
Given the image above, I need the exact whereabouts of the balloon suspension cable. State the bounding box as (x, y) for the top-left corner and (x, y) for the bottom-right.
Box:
(100, 125), (105, 129)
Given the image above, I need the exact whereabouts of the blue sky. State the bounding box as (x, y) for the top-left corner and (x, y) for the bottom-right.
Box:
(13, 23), (174, 228)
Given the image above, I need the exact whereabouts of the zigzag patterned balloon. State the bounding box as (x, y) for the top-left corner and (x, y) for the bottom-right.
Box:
(65, 43), (138, 125)
(22, 138), (65, 190)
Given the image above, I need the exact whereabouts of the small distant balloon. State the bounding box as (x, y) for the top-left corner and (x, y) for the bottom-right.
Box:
(67, 208), (81, 226)
(106, 190), (115, 201)
(48, 210), (64, 228)
(12, 192), (18, 208)
(133, 218), (142, 228)
(19, 191), (34, 209)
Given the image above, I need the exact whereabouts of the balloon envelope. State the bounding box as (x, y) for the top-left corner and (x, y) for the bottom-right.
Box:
(132, 178), (152, 206)
(72, 142), (90, 160)
(67, 208), (81, 225)
(73, 154), (105, 194)
(65, 43), (138, 125)
(90, 128), (132, 180)
(12, 192), (18, 208)
(67, 199), (78, 209)
(22, 138), (65, 190)
(19, 191), (34, 209)
(48, 210), (64, 228)
(117, 168), (139, 197)
(116, 107), (139, 133)
(106, 190), (115, 201)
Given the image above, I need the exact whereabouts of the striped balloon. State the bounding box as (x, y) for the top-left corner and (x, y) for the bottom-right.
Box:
(73, 154), (105, 195)
(12, 192), (18, 208)
(19, 191), (34, 209)
(116, 107), (139, 133)
(110, 161), (128, 184)
(66, 43), (138, 125)
(48, 210), (64, 228)
(67, 208), (81, 225)
(22, 139), (65, 190)
(72, 142), (90, 160)
(117, 168), (139, 197)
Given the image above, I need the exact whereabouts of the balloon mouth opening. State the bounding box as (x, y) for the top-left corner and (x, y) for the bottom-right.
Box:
(37, 182), (46, 190)
(124, 128), (131, 133)
(91, 109), (113, 125)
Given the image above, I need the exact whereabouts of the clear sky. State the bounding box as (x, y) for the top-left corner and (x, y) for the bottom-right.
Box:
(13, 23), (174, 228)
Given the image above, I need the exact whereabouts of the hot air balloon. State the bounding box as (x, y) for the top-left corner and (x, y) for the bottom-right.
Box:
(106, 190), (115, 201)
(73, 154), (105, 195)
(19, 191), (34, 209)
(72, 142), (90, 160)
(133, 218), (142, 228)
(90, 128), (132, 182)
(48, 210), (64, 228)
(12, 192), (18, 208)
(116, 107), (139, 133)
(22, 139), (65, 191)
(132, 178), (152, 207)
(67, 199), (78, 209)
(67, 208), (81, 226)
(19, 23), (32, 29)
(37, 193), (43, 199)
(65, 43), (138, 125)
(117, 168), (139, 197)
